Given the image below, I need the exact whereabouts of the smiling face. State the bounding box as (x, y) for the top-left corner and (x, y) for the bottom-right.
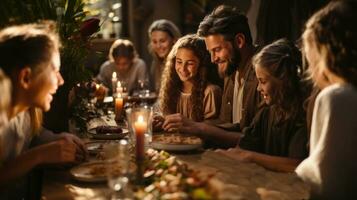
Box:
(204, 34), (239, 78)
(175, 48), (199, 83)
(255, 65), (279, 105)
(150, 30), (175, 59)
(27, 50), (64, 111)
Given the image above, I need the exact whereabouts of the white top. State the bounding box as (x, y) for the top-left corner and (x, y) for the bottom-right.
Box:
(232, 71), (245, 124)
(296, 84), (357, 199)
(0, 111), (32, 164)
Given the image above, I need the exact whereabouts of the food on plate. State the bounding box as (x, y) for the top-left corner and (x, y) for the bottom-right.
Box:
(95, 125), (123, 134)
(152, 134), (202, 145)
(83, 161), (136, 177)
(134, 149), (215, 200)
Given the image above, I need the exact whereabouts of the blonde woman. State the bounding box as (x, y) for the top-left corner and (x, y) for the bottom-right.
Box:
(148, 19), (181, 92)
(0, 22), (86, 198)
(296, 1), (357, 199)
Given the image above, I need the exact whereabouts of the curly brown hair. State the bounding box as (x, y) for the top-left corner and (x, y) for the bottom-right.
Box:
(253, 38), (305, 121)
(303, 0), (357, 88)
(158, 34), (211, 121)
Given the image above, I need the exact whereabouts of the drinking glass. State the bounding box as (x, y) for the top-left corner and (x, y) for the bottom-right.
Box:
(106, 140), (132, 200)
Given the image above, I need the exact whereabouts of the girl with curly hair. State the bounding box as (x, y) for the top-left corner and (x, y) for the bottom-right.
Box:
(154, 34), (221, 130)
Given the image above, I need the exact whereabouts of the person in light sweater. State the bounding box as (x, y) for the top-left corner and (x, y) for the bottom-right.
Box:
(295, 1), (357, 199)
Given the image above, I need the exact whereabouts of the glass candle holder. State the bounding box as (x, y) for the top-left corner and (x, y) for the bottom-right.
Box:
(125, 105), (153, 159)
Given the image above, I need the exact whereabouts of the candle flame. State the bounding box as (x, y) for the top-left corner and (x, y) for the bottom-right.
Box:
(138, 115), (144, 122)
(112, 72), (117, 78)
(117, 93), (122, 98)
(95, 84), (99, 89)
(117, 81), (121, 87)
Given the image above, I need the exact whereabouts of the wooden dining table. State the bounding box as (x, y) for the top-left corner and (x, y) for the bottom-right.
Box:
(41, 147), (309, 200)
(41, 111), (310, 200)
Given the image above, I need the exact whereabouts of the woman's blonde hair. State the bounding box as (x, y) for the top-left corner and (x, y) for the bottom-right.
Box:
(0, 21), (60, 134)
(303, 0), (357, 88)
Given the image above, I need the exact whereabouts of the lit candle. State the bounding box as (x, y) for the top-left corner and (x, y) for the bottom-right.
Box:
(95, 84), (106, 102)
(116, 81), (123, 94)
(134, 115), (147, 160)
(112, 72), (117, 94)
(115, 93), (123, 121)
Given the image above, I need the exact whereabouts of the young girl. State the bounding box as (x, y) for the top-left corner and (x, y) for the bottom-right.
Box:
(296, 1), (357, 198)
(155, 34), (221, 129)
(148, 19), (181, 92)
(0, 22), (86, 198)
(219, 38), (309, 172)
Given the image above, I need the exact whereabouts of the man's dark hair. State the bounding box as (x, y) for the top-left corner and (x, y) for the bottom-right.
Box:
(197, 5), (253, 45)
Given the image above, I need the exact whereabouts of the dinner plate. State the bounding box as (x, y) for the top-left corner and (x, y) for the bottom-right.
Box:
(151, 134), (202, 151)
(70, 161), (107, 182)
(88, 128), (129, 140)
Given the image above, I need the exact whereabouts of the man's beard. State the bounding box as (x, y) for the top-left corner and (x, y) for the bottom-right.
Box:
(225, 46), (241, 77)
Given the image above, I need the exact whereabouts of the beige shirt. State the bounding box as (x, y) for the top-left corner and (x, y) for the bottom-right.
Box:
(232, 71), (245, 124)
(176, 84), (222, 120)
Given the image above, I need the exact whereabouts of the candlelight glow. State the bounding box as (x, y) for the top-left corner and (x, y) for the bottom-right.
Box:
(95, 84), (99, 89)
(138, 115), (144, 123)
(117, 93), (122, 98)
(117, 81), (121, 87)
(112, 72), (117, 78)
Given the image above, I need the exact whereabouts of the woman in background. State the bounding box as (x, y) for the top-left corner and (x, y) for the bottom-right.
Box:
(296, 1), (357, 199)
(154, 34), (221, 130)
(148, 19), (181, 92)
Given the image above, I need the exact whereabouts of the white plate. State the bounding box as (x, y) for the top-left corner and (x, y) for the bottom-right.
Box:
(88, 128), (129, 140)
(70, 161), (107, 182)
(151, 142), (202, 151)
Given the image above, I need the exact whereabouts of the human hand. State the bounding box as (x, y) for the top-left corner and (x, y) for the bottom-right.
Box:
(162, 113), (201, 135)
(152, 115), (164, 131)
(215, 146), (252, 162)
(38, 140), (78, 164)
(58, 133), (88, 162)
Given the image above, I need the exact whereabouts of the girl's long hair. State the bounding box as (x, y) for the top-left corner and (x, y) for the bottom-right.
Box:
(158, 34), (211, 121)
(253, 38), (306, 121)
